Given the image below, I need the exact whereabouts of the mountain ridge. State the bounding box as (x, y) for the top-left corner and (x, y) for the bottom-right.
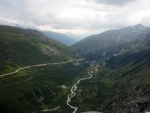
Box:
(42, 30), (77, 46)
(0, 24), (150, 113)
(0, 25), (80, 74)
(71, 24), (150, 113)
(73, 24), (150, 60)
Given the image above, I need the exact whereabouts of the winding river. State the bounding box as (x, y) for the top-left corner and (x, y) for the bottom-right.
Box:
(67, 61), (98, 113)
(0, 59), (99, 113)
(0, 59), (85, 113)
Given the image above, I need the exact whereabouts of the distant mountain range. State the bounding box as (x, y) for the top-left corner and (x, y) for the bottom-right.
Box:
(42, 31), (77, 46)
(73, 24), (150, 60)
(11, 24), (77, 46)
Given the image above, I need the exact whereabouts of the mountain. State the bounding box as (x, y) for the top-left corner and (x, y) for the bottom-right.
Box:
(0, 25), (84, 113)
(72, 24), (150, 113)
(65, 32), (83, 41)
(72, 24), (150, 112)
(42, 31), (77, 46)
(73, 24), (150, 60)
(11, 24), (77, 45)
(0, 24), (150, 113)
(0, 25), (80, 74)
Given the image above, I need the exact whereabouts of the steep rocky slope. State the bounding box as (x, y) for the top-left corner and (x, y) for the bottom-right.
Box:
(73, 24), (150, 60)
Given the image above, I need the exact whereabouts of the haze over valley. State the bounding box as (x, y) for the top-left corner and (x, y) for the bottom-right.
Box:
(0, 0), (150, 113)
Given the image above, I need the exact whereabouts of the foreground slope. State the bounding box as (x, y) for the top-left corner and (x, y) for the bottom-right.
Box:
(0, 60), (88, 113)
(74, 50), (150, 113)
(74, 47), (150, 113)
(0, 25), (85, 113)
(0, 25), (80, 74)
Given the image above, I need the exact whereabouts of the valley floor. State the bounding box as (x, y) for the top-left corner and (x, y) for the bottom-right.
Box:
(0, 58), (150, 113)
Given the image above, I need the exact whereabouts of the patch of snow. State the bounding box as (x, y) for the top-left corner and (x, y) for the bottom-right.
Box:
(102, 51), (106, 56)
(50, 90), (56, 95)
(81, 111), (103, 113)
(61, 85), (67, 89)
(102, 62), (106, 66)
(113, 53), (118, 56)
(42, 106), (60, 112)
(104, 42), (108, 48)
(107, 57), (110, 60)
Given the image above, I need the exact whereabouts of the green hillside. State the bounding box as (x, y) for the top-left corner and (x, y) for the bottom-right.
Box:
(73, 48), (150, 113)
(0, 25), (150, 113)
(0, 25), (83, 113)
(71, 24), (150, 113)
(0, 61), (88, 113)
(0, 25), (80, 74)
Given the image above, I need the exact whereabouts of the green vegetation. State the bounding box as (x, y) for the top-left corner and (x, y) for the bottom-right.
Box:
(0, 25), (80, 74)
(71, 24), (150, 113)
(0, 25), (150, 113)
(73, 49), (150, 113)
(0, 25), (83, 113)
(0, 62), (88, 113)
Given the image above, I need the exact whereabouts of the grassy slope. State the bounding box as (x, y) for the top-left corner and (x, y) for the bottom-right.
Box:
(0, 25), (80, 74)
(0, 61), (88, 113)
(73, 27), (150, 112)
(0, 25), (83, 113)
(74, 50), (150, 113)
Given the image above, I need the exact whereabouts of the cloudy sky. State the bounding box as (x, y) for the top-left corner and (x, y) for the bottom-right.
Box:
(0, 0), (150, 39)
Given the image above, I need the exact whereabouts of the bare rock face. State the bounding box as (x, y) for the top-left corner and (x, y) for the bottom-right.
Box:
(41, 45), (60, 56)
(101, 85), (150, 113)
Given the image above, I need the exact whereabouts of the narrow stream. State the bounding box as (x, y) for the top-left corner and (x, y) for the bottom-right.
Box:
(67, 72), (93, 113)
(67, 61), (98, 113)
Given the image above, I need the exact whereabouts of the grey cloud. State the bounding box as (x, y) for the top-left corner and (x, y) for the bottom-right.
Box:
(95, 0), (136, 6)
(0, 0), (149, 39)
(0, 0), (31, 21)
